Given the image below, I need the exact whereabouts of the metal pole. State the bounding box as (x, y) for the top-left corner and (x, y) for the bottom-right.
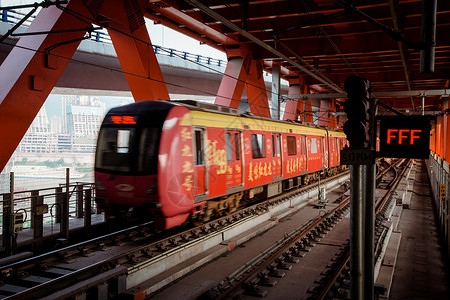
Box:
(420, 0), (437, 73)
(422, 96), (425, 115)
(62, 168), (70, 239)
(350, 164), (365, 300)
(364, 164), (376, 300)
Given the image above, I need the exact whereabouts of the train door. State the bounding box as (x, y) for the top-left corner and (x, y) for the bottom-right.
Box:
(321, 136), (328, 168)
(193, 127), (207, 196)
(300, 135), (307, 172)
(225, 131), (243, 188)
(329, 137), (337, 167)
(272, 133), (282, 177)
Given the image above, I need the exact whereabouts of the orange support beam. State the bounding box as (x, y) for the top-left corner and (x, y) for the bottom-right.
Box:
(215, 50), (249, 108)
(430, 121), (436, 153)
(328, 99), (337, 128)
(443, 99), (449, 162)
(103, 0), (169, 101)
(283, 77), (303, 121)
(436, 116), (442, 157)
(317, 99), (333, 127)
(444, 115), (450, 163)
(245, 58), (270, 118)
(215, 47), (270, 118)
(0, 0), (92, 172)
(304, 89), (314, 123)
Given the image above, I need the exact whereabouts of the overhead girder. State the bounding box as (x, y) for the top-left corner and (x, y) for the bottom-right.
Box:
(145, 2), (237, 47)
(182, 0), (437, 38)
(0, 0), (170, 172)
(215, 46), (270, 118)
(250, 29), (448, 60)
(218, 6), (450, 44)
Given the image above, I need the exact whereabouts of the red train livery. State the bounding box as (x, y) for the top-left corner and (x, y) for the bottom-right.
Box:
(95, 100), (347, 229)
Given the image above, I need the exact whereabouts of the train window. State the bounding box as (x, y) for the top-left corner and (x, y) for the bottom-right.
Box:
(251, 134), (266, 159)
(117, 130), (131, 153)
(272, 134), (281, 157)
(276, 135), (281, 157)
(287, 136), (297, 156)
(235, 133), (241, 160)
(95, 128), (135, 172)
(137, 127), (159, 173)
(194, 129), (205, 165)
(272, 135), (276, 157)
(226, 133), (232, 161)
(301, 136), (306, 155)
(311, 137), (318, 154)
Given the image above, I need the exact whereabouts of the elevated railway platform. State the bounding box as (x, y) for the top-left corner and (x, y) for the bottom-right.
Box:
(0, 159), (448, 299)
(0, 1), (449, 299)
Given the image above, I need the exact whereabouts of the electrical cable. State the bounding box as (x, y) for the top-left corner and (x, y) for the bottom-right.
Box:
(222, 1), (344, 90)
(0, 4), (337, 118)
(54, 4), (284, 112)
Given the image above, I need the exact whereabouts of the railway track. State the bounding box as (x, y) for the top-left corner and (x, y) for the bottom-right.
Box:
(196, 159), (413, 300)
(0, 171), (349, 299)
(305, 159), (412, 300)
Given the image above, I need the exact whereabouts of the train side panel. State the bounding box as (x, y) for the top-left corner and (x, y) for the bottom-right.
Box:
(243, 130), (274, 188)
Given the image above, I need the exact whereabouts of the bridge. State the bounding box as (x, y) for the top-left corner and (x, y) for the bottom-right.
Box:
(1, 8), (278, 97)
(0, 2), (449, 299)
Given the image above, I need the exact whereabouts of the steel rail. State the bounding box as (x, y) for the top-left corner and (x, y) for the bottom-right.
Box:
(375, 159), (411, 215)
(213, 197), (351, 299)
(314, 159), (412, 300)
(0, 171), (349, 299)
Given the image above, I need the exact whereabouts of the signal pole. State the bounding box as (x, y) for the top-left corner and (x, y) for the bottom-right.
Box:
(341, 75), (375, 300)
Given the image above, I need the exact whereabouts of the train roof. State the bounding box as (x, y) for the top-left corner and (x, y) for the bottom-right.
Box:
(105, 100), (344, 134)
(173, 100), (344, 134)
(106, 100), (177, 115)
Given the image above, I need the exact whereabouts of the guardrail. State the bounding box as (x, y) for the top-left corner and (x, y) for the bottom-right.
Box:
(1, 171), (99, 254)
(0, 8), (226, 67)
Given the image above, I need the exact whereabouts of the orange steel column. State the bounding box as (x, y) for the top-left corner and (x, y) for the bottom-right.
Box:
(283, 77), (303, 121)
(304, 88), (314, 123)
(430, 121), (436, 153)
(439, 116), (445, 158)
(328, 99), (337, 128)
(215, 48), (249, 108)
(317, 99), (333, 127)
(444, 114), (450, 163)
(245, 58), (271, 118)
(0, 0), (92, 172)
(104, 0), (169, 101)
(215, 47), (270, 118)
(436, 116), (442, 157)
(443, 99), (449, 161)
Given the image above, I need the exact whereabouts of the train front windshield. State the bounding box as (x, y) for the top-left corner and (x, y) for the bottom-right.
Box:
(95, 116), (161, 174)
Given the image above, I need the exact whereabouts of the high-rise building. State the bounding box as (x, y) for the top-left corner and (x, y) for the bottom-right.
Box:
(62, 95), (105, 137)
(16, 95), (107, 154)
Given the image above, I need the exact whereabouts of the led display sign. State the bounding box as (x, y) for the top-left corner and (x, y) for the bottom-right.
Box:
(378, 116), (431, 159)
(106, 115), (137, 125)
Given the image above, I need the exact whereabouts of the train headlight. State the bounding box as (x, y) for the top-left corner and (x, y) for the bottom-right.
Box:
(146, 178), (158, 195)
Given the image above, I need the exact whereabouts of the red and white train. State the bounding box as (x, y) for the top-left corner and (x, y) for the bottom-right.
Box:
(94, 100), (347, 229)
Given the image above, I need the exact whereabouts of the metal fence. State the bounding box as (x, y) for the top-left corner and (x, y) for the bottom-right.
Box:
(427, 153), (450, 260)
(1, 170), (100, 254)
